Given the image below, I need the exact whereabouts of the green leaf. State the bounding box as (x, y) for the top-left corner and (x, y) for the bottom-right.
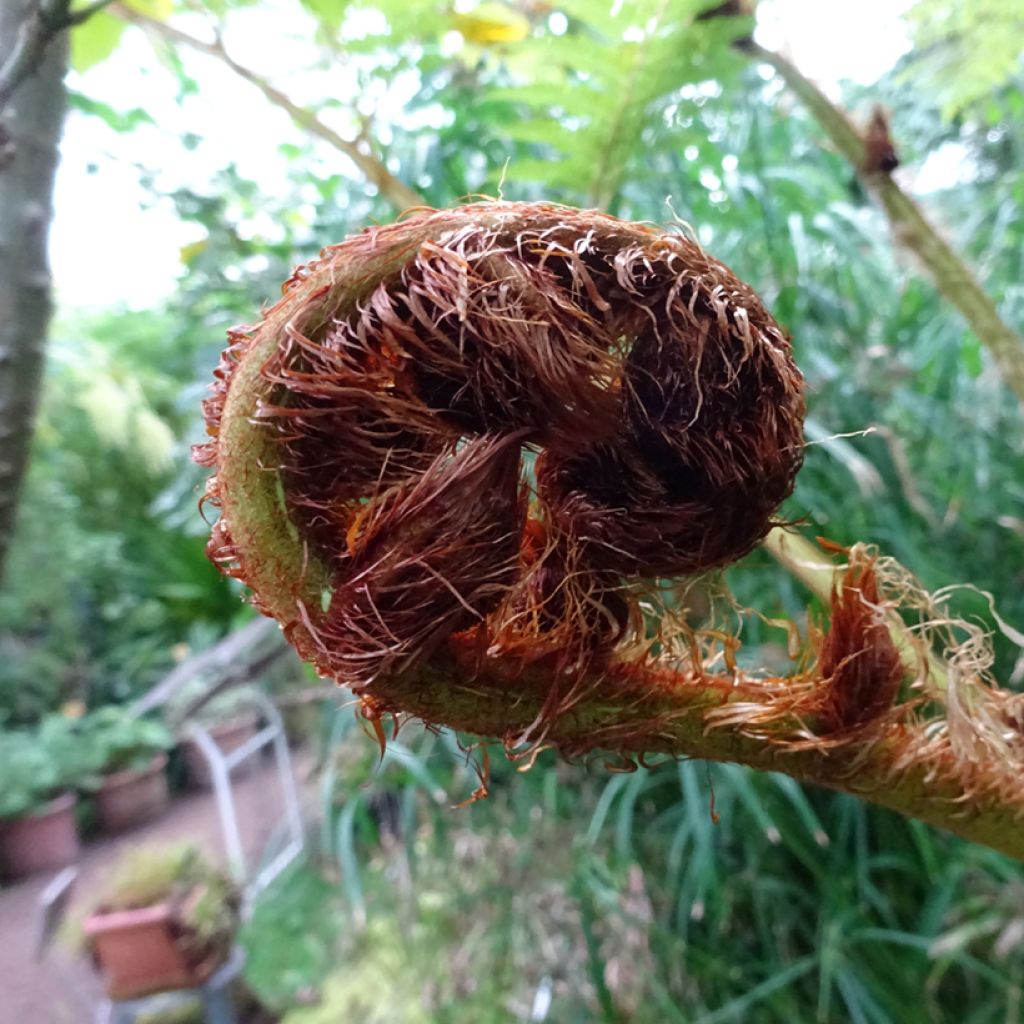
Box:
(67, 91), (156, 132)
(961, 334), (984, 378)
(904, 0), (1024, 122)
(452, 3), (530, 45)
(300, 0), (350, 34)
(123, 0), (173, 17)
(70, 0), (174, 72)
(505, 156), (590, 188)
(461, 0), (748, 206)
(486, 83), (596, 118)
(70, 10), (126, 72)
(500, 117), (583, 148)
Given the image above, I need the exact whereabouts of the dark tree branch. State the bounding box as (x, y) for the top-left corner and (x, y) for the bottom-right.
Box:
(740, 38), (1024, 407)
(0, 0), (116, 109)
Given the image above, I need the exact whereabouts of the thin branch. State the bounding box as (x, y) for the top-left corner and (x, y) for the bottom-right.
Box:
(132, 616), (290, 719)
(740, 39), (1024, 407)
(0, 0), (116, 109)
(873, 424), (940, 529)
(110, 3), (425, 214)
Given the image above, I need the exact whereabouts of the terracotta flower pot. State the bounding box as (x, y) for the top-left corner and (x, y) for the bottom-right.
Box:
(0, 792), (79, 879)
(182, 716), (258, 789)
(95, 754), (170, 834)
(85, 903), (222, 1000)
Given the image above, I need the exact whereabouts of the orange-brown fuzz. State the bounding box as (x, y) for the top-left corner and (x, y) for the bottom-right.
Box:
(195, 201), (806, 698)
(816, 560), (904, 736)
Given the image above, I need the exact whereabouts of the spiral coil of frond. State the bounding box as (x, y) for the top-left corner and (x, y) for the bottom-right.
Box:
(196, 201), (804, 690)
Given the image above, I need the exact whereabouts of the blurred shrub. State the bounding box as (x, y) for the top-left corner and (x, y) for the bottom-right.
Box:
(240, 864), (345, 1013)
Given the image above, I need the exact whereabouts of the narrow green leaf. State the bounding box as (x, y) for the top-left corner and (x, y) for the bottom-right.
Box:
(693, 956), (818, 1024)
(67, 91), (156, 132)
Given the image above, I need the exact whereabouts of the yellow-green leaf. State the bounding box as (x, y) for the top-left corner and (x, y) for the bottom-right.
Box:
(453, 3), (530, 45)
(70, 0), (172, 72)
(70, 11), (126, 72)
(179, 238), (209, 266)
(123, 0), (174, 19)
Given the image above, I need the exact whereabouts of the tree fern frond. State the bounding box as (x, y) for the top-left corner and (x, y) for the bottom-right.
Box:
(475, 0), (751, 208)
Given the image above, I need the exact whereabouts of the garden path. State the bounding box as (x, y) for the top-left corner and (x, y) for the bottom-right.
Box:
(0, 749), (316, 1024)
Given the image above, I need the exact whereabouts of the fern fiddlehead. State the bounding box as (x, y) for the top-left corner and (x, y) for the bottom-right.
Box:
(196, 201), (1024, 858)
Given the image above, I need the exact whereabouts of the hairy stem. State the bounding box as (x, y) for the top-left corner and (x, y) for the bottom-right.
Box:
(369, 646), (1024, 861)
(206, 205), (1022, 862)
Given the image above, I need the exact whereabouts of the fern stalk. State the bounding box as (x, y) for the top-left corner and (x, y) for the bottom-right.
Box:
(740, 38), (1024, 407)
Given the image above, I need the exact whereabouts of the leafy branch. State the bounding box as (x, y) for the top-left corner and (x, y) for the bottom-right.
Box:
(585, 0), (670, 209)
(109, 2), (423, 213)
(483, 0), (748, 207)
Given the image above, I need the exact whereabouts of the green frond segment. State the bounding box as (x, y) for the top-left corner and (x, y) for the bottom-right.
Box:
(904, 0), (1024, 121)
(477, 0), (752, 207)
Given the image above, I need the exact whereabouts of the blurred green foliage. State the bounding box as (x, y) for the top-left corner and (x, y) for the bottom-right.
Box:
(75, 704), (174, 775)
(3, 0), (1024, 1018)
(904, 0), (1024, 122)
(237, 710), (1024, 1022)
(240, 863), (345, 1012)
(0, 309), (243, 721)
(0, 718), (81, 818)
(0, 706), (171, 816)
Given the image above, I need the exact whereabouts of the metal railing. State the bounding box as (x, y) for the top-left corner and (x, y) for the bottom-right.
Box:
(182, 686), (304, 906)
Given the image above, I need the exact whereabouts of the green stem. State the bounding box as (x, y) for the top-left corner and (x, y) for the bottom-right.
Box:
(743, 40), (1024, 406)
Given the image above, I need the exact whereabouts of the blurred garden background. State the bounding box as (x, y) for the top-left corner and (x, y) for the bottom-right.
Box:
(1, 0), (1024, 1021)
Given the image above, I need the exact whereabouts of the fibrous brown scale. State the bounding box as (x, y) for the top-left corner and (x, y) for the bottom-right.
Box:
(195, 215), (1024, 856)
(705, 548), (909, 752)
(195, 201), (805, 690)
(815, 558), (904, 735)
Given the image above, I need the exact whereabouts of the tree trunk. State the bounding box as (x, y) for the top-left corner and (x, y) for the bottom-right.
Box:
(0, 1), (66, 579)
